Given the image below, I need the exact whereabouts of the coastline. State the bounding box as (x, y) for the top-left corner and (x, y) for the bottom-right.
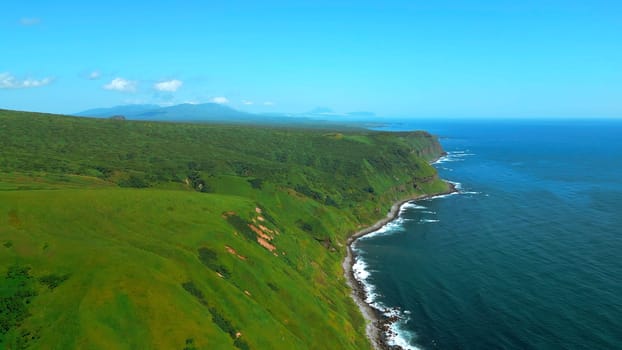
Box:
(343, 182), (457, 350)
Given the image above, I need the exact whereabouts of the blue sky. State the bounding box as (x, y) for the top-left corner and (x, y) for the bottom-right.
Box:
(1, 0), (621, 118)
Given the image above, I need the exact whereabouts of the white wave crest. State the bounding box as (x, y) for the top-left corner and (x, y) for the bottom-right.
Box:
(447, 181), (483, 197)
(353, 259), (423, 349)
(400, 202), (428, 211)
(351, 255), (379, 304)
(428, 192), (459, 200)
(382, 307), (422, 350)
(447, 180), (463, 190)
(358, 217), (407, 240)
(433, 150), (475, 164)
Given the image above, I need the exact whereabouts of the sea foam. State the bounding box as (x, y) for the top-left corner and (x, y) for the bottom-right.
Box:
(353, 201), (428, 349)
(358, 216), (407, 240)
(352, 247), (423, 349)
(433, 150), (475, 165)
(428, 192), (459, 200)
(447, 180), (463, 190)
(386, 318), (422, 350)
(351, 251), (380, 304)
(400, 202), (428, 212)
(351, 149), (476, 349)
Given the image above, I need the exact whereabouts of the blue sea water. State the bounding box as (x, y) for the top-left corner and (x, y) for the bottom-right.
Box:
(353, 119), (622, 349)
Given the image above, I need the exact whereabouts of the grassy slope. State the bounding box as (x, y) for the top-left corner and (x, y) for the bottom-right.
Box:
(0, 110), (449, 350)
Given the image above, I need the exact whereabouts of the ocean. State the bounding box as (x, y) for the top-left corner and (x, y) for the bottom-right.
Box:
(353, 119), (622, 349)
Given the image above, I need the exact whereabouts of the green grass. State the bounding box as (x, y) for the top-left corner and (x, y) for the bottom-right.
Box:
(0, 109), (450, 349)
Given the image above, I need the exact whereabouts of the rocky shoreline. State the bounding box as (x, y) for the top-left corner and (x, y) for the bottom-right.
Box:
(343, 183), (457, 350)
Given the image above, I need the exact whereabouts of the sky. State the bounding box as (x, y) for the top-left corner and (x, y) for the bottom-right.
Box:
(1, 0), (621, 118)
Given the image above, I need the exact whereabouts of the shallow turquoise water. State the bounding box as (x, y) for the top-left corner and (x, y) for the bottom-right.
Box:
(354, 119), (622, 349)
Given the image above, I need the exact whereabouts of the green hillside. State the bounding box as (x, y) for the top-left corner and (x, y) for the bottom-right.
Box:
(0, 109), (449, 349)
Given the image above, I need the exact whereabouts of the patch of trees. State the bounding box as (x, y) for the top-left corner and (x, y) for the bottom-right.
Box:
(208, 307), (250, 350)
(363, 186), (375, 194)
(38, 274), (69, 290)
(257, 205), (276, 225)
(247, 178), (263, 189)
(197, 247), (231, 278)
(292, 183), (341, 207)
(324, 195), (339, 207)
(180, 281), (250, 350)
(267, 282), (279, 292)
(187, 170), (211, 193)
(208, 307), (236, 338)
(230, 162), (253, 177)
(118, 174), (150, 188)
(294, 184), (323, 201)
(1, 265), (37, 337)
(94, 166), (114, 178)
(234, 337), (250, 350)
(183, 338), (198, 350)
(226, 215), (256, 242)
(296, 220), (314, 233)
(181, 281), (206, 305)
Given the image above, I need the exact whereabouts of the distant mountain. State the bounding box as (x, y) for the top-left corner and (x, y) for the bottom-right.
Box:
(133, 103), (255, 121)
(75, 103), (334, 126)
(75, 103), (378, 126)
(76, 104), (160, 118)
(75, 103), (251, 122)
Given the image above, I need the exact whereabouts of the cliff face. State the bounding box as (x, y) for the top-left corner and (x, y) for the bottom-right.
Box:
(0, 110), (449, 350)
(399, 131), (445, 161)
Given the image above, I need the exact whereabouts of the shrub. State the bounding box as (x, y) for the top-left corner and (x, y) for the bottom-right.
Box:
(181, 281), (206, 305)
(208, 307), (236, 338)
(183, 338), (198, 350)
(234, 337), (250, 350)
(197, 247), (231, 278)
(248, 178), (263, 189)
(38, 274), (69, 290)
(187, 171), (212, 193)
(118, 174), (149, 188)
(226, 215), (256, 242)
(1, 265), (37, 335)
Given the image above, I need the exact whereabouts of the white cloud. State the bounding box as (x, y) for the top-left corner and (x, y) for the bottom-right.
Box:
(211, 96), (229, 104)
(88, 71), (101, 80)
(0, 72), (52, 89)
(242, 100), (254, 105)
(154, 79), (183, 92)
(263, 101), (274, 106)
(103, 77), (136, 92)
(20, 18), (41, 26)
